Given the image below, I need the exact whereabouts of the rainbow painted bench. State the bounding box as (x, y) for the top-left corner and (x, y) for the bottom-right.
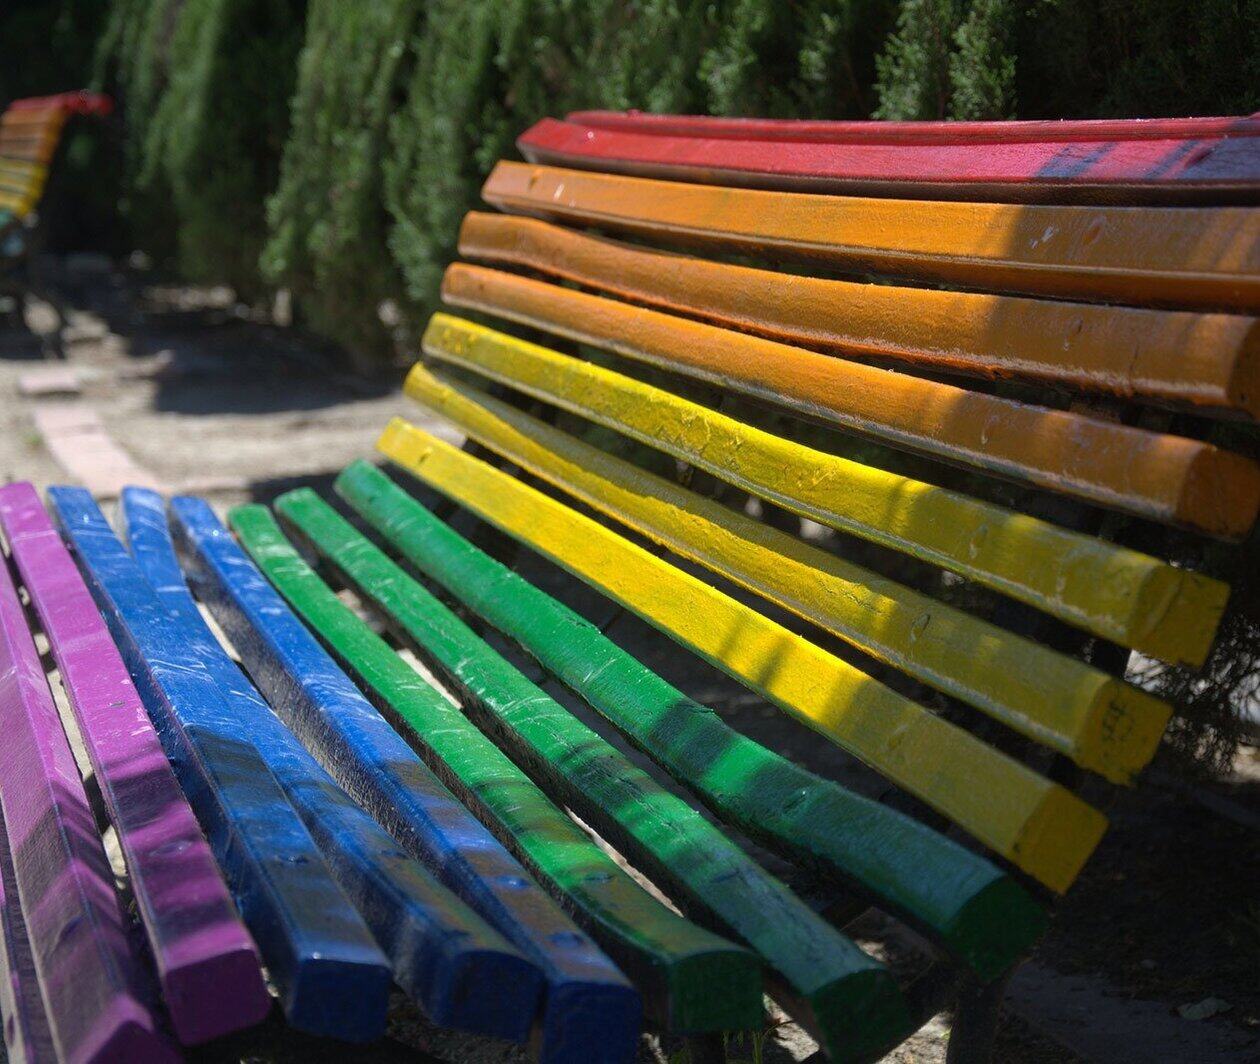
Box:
(1, 91), (112, 329)
(0, 113), (1256, 1064)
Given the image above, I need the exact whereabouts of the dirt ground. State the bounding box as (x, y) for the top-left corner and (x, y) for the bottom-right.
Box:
(1, 259), (1257, 1063)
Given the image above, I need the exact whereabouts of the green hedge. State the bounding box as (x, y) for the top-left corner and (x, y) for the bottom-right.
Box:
(96, 0), (305, 298)
(83, 0), (1260, 345)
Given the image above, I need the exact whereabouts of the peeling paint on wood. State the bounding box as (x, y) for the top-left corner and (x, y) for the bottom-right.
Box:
(179, 499), (641, 1064)
(0, 498), (174, 1062)
(0, 483), (269, 1046)
(266, 489), (911, 1059)
(481, 161), (1260, 310)
(458, 212), (1260, 419)
(120, 487), (543, 1046)
(334, 458), (1047, 979)
(48, 486), (393, 1043)
(201, 498), (761, 1041)
(372, 421), (1110, 894)
(402, 365), (1173, 785)
(519, 115), (1260, 204)
(439, 266), (1260, 537)
(419, 313), (1229, 668)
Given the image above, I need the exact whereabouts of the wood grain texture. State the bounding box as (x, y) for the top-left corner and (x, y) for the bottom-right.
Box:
(374, 420), (1110, 894)
(268, 491), (913, 1059)
(518, 116), (1260, 204)
(419, 313), (1229, 668)
(178, 500), (641, 1064)
(119, 489), (543, 1045)
(334, 459), (1047, 979)
(0, 483), (270, 1046)
(0, 508), (174, 1063)
(403, 365), (1173, 784)
(47, 486), (393, 1043)
(481, 161), (1260, 310)
(191, 500), (759, 1042)
(0, 799), (54, 1064)
(441, 265), (1260, 538)
(459, 212), (1260, 419)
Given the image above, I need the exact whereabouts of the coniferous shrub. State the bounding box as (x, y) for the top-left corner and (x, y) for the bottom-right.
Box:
(262, 0), (424, 363)
(97, 0), (305, 298)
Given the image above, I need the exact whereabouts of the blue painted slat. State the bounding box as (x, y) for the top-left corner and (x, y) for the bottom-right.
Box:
(47, 486), (391, 1042)
(119, 487), (542, 1043)
(171, 495), (640, 1064)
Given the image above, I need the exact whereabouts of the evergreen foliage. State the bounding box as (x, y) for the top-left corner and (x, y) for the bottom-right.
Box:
(96, 0), (305, 297)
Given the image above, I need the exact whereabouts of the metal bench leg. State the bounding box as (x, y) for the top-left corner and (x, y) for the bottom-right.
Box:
(946, 970), (1011, 1064)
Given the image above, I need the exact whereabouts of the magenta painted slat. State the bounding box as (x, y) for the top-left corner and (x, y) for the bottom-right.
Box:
(0, 522), (175, 1062)
(0, 800), (54, 1064)
(0, 482), (270, 1046)
(518, 116), (1260, 203)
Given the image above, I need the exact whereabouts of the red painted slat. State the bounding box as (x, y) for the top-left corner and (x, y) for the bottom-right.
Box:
(566, 110), (1260, 145)
(6, 93), (112, 117)
(519, 117), (1260, 203)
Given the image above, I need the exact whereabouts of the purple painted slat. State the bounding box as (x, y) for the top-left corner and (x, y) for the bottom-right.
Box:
(0, 483), (270, 1046)
(0, 799), (55, 1063)
(0, 528), (175, 1062)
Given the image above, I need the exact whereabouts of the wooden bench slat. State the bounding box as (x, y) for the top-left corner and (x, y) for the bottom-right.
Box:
(118, 489), (544, 1045)
(566, 110), (1260, 145)
(265, 491), (912, 1058)
(442, 264), (1260, 539)
(375, 419), (1110, 894)
(518, 116), (1260, 204)
(0, 113), (64, 134)
(0, 192), (33, 217)
(481, 161), (1260, 311)
(0, 508), (174, 1062)
(206, 503), (764, 1042)
(405, 364), (1173, 784)
(48, 486), (395, 1042)
(0, 483), (271, 1046)
(420, 313), (1228, 668)
(172, 499), (642, 1064)
(0, 801), (55, 1064)
(459, 212), (1260, 419)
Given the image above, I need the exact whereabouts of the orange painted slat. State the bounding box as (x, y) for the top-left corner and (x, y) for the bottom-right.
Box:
(459, 212), (1260, 419)
(443, 262), (1260, 538)
(480, 161), (1260, 311)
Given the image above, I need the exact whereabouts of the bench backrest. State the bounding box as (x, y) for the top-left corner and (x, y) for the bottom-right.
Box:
(0, 91), (111, 222)
(383, 111), (1260, 905)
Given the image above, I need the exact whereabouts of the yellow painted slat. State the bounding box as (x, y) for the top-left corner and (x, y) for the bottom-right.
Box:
(421, 312), (1229, 668)
(377, 415), (1109, 893)
(405, 362), (1173, 784)
(0, 160), (44, 183)
(481, 161), (1260, 311)
(458, 211), (1260, 420)
(443, 263), (1260, 538)
(0, 190), (31, 216)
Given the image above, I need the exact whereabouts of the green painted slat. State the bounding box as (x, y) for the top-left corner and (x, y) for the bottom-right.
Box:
(274, 488), (914, 1062)
(227, 504), (763, 1039)
(335, 460), (1048, 982)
